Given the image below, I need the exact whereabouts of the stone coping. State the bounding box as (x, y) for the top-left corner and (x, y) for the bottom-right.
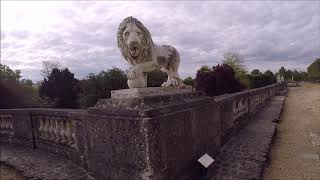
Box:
(111, 86), (193, 99)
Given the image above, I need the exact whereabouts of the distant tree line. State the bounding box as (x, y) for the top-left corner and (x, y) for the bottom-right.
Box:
(1, 56), (318, 109)
(0, 64), (42, 108)
(195, 64), (245, 96)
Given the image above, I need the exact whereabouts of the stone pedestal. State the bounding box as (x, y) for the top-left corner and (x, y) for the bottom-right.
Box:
(87, 87), (221, 180)
(111, 86), (192, 99)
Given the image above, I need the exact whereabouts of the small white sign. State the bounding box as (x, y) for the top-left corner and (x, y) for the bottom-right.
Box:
(197, 153), (215, 168)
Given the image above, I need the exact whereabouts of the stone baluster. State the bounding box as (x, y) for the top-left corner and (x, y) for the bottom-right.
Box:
(3, 116), (8, 131)
(50, 118), (57, 141)
(43, 117), (50, 140)
(4, 116), (9, 130)
(8, 115), (13, 130)
(60, 120), (67, 144)
(38, 116), (44, 138)
(0, 116), (4, 130)
(232, 100), (237, 119)
(35, 115), (76, 147)
(71, 120), (76, 147)
(0, 116), (2, 131)
(3, 116), (7, 130)
(238, 98), (242, 116)
(54, 117), (61, 143)
(4, 116), (7, 130)
(47, 117), (53, 141)
(238, 99), (241, 116)
(0, 116), (4, 133)
(0, 115), (13, 134)
(65, 120), (73, 145)
(2, 116), (6, 130)
(241, 98), (246, 116)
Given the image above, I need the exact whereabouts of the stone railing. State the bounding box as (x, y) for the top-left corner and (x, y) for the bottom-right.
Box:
(0, 109), (88, 169)
(0, 82), (287, 180)
(215, 83), (284, 143)
(35, 115), (76, 148)
(232, 95), (249, 121)
(0, 114), (14, 136)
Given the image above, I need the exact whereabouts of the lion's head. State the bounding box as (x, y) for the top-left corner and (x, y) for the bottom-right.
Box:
(117, 16), (154, 65)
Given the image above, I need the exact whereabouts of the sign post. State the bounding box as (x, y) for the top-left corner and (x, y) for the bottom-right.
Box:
(197, 153), (215, 180)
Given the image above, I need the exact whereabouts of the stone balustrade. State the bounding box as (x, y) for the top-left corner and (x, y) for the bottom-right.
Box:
(36, 115), (76, 148)
(232, 96), (249, 121)
(250, 93), (261, 113)
(0, 115), (13, 135)
(216, 83), (286, 143)
(0, 82), (287, 180)
(0, 109), (86, 169)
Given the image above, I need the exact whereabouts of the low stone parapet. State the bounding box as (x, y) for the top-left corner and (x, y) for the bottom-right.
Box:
(0, 82), (287, 180)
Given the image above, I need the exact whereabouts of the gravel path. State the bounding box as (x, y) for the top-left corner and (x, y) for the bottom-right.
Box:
(262, 82), (320, 180)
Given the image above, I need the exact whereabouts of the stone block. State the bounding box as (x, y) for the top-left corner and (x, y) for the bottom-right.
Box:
(111, 86), (192, 99)
(86, 89), (221, 180)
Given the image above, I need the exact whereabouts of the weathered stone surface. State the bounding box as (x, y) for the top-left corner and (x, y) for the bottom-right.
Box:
(111, 86), (192, 99)
(0, 83), (287, 180)
(117, 16), (184, 88)
(89, 90), (204, 117)
(86, 91), (221, 179)
(0, 163), (26, 180)
(0, 143), (95, 180)
(208, 95), (286, 180)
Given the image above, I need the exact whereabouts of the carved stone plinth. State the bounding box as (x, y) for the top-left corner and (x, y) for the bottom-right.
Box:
(111, 86), (192, 99)
(87, 87), (220, 179)
(89, 86), (200, 117)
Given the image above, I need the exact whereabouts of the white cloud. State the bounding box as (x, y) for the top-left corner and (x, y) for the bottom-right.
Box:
(1, 1), (319, 81)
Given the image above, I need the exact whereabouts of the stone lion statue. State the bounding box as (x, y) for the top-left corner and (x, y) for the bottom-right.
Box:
(117, 16), (184, 88)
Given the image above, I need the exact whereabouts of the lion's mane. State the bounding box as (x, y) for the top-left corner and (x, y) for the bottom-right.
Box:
(117, 16), (154, 65)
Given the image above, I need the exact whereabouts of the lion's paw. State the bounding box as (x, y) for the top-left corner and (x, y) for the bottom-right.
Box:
(161, 78), (181, 87)
(161, 81), (169, 87)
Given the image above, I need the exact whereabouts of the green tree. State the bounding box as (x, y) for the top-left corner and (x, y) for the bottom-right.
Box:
(307, 58), (320, 81)
(39, 68), (80, 108)
(183, 77), (194, 86)
(198, 65), (211, 73)
(300, 71), (308, 81)
(221, 52), (249, 88)
(0, 64), (21, 82)
(20, 79), (33, 86)
(79, 67), (128, 108)
(222, 52), (247, 77)
(286, 70), (293, 81)
(195, 64), (245, 96)
(0, 64), (41, 108)
(264, 70), (276, 83)
(278, 67), (286, 79)
(251, 69), (261, 76)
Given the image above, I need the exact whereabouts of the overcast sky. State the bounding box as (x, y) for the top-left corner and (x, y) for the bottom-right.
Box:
(1, 1), (319, 82)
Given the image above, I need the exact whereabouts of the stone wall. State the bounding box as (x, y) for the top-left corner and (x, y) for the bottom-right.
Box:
(0, 82), (287, 180)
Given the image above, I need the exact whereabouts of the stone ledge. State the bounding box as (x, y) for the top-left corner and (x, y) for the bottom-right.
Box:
(89, 88), (205, 117)
(111, 86), (193, 99)
(208, 95), (286, 180)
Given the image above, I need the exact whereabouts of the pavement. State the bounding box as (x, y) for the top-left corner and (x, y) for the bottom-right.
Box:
(0, 143), (95, 180)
